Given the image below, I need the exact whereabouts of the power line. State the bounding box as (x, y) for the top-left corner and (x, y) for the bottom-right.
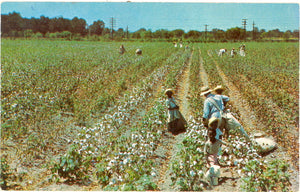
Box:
(242, 19), (247, 39)
(253, 21), (256, 40)
(110, 17), (116, 40)
(242, 19), (247, 31)
(205, 24), (208, 39)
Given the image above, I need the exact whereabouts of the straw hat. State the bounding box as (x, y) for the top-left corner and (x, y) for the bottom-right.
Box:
(165, 89), (173, 95)
(213, 85), (225, 92)
(208, 117), (220, 127)
(200, 86), (212, 96)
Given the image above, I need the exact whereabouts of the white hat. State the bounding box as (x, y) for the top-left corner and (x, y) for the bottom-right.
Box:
(208, 117), (220, 127)
(213, 85), (225, 92)
(164, 89), (173, 95)
(200, 86), (212, 96)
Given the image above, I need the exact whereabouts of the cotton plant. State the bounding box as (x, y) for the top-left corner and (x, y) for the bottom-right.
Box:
(218, 131), (261, 169)
(51, 51), (189, 187)
(240, 158), (291, 192)
(94, 99), (167, 189)
(170, 116), (207, 191)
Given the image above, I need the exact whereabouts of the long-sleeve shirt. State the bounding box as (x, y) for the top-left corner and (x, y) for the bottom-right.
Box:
(203, 94), (229, 119)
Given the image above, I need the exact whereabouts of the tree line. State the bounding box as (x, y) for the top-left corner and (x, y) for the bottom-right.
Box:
(2, 12), (299, 42)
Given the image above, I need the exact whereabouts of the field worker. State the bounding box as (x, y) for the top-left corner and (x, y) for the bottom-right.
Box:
(179, 42), (183, 48)
(165, 89), (187, 135)
(239, 44), (246, 56)
(218, 48), (227, 57)
(230, 48), (237, 57)
(119, 44), (126, 54)
(204, 125), (227, 167)
(204, 127), (227, 186)
(173, 42), (177, 48)
(201, 86), (229, 139)
(213, 85), (250, 141)
(135, 48), (142, 55)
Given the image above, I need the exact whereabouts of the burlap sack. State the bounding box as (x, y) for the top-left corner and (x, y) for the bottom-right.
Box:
(253, 133), (277, 153)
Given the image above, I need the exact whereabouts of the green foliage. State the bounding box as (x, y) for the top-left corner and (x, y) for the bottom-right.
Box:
(0, 157), (11, 190)
(241, 159), (291, 192)
(0, 157), (24, 190)
(50, 144), (91, 182)
(1, 40), (297, 191)
(135, 174), (158, 191)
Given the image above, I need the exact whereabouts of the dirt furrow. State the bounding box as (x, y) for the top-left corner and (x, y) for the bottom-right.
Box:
(199, 49), (209, 87)
(157, 50), (193, 191)
(209, 51), (299, 192)
(239, 74), (299, 133)
(208, 52), (264, 132)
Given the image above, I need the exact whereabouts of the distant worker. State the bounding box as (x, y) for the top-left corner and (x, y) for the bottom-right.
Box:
(230, 48), (237, 57)
(218, 48), (227, 57)
(173, 42), (178, 48)
(239, 44), (246, 56)
(135, 48), (142, 55)
(119, 44), (126, 54)
(179, 42), (183, 48)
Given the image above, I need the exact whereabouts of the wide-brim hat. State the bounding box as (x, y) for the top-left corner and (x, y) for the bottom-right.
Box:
(200, 86), (212, 96)
(164, 89), (174, 95)
(208, 117), (220, 127)
(213, 85), (225, 92)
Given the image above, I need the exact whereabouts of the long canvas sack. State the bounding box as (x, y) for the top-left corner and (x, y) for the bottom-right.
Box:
(207, 98), (241, 131)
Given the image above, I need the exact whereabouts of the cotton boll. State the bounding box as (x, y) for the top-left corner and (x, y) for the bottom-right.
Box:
(190, 170), (196, 177)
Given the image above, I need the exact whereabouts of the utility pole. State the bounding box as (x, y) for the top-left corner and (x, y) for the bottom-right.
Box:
(252, 21), (255, 40)
(205, 24), (209, 41)
(86, 24), (90, 40)
(126, 25), (129, 39)
(110, 17), (116, 40)
(242, 19), (247, 39)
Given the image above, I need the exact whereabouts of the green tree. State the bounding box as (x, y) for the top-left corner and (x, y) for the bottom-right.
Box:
(226, 27), (245, 41)
(283, 30), (292, 40)
(115, 28), (125, 38)
(141, 30), (152, 39)
(89, 20), (105, 36)
(49, 17), (72, 33)
(38, 16), (50, 35)
(153, 29), (170, 39)
(71, 17), (87, 35)
(292, 30), (299, 38)
(1, 12), (23, 35)
(268, 29), (283, 38)
(24, 29), (33, 38)
(171, 29), (185, 38)
(186, 30), (201, 40)
(212, 28), (225, 40)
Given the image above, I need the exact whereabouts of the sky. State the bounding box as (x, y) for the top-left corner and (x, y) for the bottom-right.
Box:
(1, 1), (299, 32)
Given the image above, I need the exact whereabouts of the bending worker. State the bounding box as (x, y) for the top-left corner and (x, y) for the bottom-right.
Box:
(200, 86), (229, 139)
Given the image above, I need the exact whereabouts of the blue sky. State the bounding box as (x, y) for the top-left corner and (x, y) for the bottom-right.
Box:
(1, 1), (299, 32)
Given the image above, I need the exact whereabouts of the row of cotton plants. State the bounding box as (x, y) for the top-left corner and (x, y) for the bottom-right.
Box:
(169, 46), (260, 191)
(167, 45), (292, 191)
(91, 49), (192, 190)
(50, 49), (192, 190)
(73, 50), (186, 157)
(170, 115), (265, 191)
